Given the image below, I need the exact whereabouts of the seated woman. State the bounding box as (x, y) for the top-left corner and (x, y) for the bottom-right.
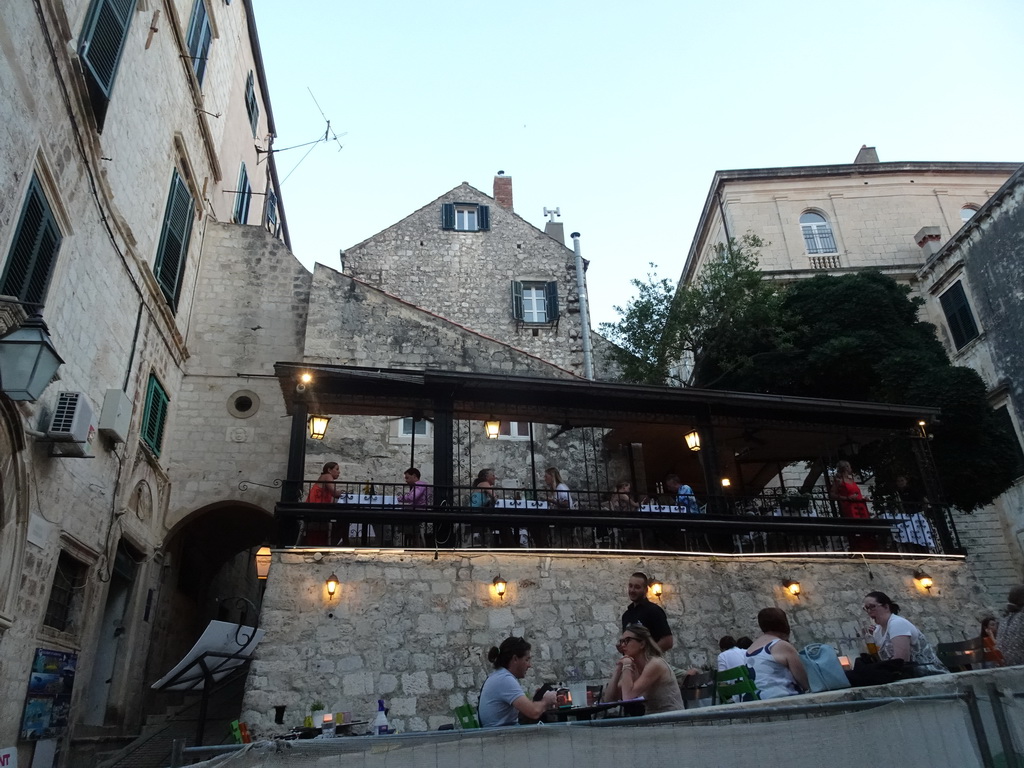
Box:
(606, 481), (640, 512)
(469, 468), (497, 508)
(995, 585), (1024, 667)
(303, 462), (343, 545)
(478, 637), (556, 727)
(603, 624), (684, 714)
(863, 591), (946, 675)
(745, 607), (809, 699)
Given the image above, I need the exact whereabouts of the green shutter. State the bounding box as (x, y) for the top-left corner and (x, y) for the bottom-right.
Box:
(441, 203), (455, 230)
(1, 176), (62, 305)
(545, 281), (559, 322)
(265, 190), (278, 234)
(153, 171), (194, 311)
(939, 282), (979, 350)
(234, 164), (251, 223)
(186, 0), (212, 86)
(511, 281), (523, 320)
(478, 205), (490, 231)
(245, 71), (260, 136)
(141, 375), (169, 455)
(79, 0), (137, 97)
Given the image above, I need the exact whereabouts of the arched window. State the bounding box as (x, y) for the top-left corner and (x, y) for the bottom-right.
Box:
(960, 206), (978, 223)
(799, 212), (837, 254)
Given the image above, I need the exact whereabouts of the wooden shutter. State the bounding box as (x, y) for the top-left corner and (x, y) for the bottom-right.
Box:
(939, 282), (979, 350)
(478, 205), (490, 231)
(511, 281), (523, 320)
(245, 71), (260, 136)
(441, 203), (455, 230)
(545, 281), (559, 322)
(154, 171), (194, 311)
(186, 0), (212, 85)
(1, 177), (62, 305)
(79, 0), (137, 97)
(142, 375), (169, 455)
(234, 164), (251, 223)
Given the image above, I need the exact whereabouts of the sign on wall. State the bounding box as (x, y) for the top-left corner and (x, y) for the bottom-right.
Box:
(19, 649), (77, 741)
(0, 746), (17, 767)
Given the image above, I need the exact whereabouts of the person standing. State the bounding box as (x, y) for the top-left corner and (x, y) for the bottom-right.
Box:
(307, 462), (343, 503)
(665, 474), (699, 514)
(621, 572), (673, 652)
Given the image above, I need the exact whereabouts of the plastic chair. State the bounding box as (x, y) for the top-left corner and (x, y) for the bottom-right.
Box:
(454, 703), (480, 729)
(716, 664), (758, 703)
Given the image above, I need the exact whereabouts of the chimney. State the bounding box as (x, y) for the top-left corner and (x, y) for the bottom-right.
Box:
(493, 171), (513, 211)
(914, 226), (943, 259)
(545, 220), (565, 245)
(853, 145), (880, 164)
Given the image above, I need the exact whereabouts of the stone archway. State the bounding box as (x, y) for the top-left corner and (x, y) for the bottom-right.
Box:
(0, 398), (29, 629)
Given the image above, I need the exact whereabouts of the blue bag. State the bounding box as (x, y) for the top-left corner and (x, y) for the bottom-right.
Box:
(799, 643), (851, 692)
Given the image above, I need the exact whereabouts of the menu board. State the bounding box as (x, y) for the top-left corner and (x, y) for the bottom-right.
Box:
(20, 649), (77, 740)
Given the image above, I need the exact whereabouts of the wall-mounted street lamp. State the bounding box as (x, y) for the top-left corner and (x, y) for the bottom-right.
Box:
(326, 573), (340, 600)
(484, 419), (501, 440)
(255, 546), (272, 580)
(0, 312), (64, 401)
(649, 579), (664, 599)
(684, 430), (701, 451)
(308, 415), (330, 440)
(914, 568), (933, 592)
(492, 574), (507, 599)
(783, 580), (801, 598)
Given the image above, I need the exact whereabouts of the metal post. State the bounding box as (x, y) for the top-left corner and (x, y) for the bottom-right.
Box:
(570, 232), (594, 380)
(965, 686), (995, 768)
(987, 682), (1021, 768)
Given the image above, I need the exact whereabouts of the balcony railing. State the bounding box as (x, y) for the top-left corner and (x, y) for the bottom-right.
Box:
(275, 482), (962, 556)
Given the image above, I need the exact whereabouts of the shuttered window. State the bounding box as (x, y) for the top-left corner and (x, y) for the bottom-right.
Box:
(993, 406), (1024, 480)
(265, 189), (279, 235)
(245, 71), (260, 136)
(186, 0), (213, 86)
(141, 374), (169, 455)
(233, 163), (251, 224)
(153, 170), (194, 311)
(441, 203), (490, 231)
(511, 281), (559, 323)
(938, 281), (979, 350)
(79, 0), (137, 127)
(1, 176), (62, 305)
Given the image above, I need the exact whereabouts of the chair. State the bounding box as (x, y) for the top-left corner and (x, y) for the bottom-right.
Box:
(936, 637), (985, 672)
(716, 664), (758, 703)
(454, 703), (480, 729)
(680, 670), (716, 708)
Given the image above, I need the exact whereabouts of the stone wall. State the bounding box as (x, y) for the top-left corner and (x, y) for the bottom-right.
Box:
(241, 550), (997, 736)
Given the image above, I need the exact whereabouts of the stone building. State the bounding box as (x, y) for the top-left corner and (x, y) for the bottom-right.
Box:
(0, 1), (290, 763)
(916, 164), (1024, 594)
(677, 148), (1024, 595)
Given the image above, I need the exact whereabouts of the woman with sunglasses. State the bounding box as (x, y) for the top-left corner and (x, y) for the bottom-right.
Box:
(478, 636), (557, 727)
(602, 624), (684, 714)
(862, 591), (946, 675)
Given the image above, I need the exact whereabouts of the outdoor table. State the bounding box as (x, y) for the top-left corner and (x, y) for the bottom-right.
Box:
(878, 512), (935, 548)
(542, 697), (644, 722)
(640, 503), (686, 514)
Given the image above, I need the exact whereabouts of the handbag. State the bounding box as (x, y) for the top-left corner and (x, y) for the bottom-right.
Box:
(799, 643), (851, 692)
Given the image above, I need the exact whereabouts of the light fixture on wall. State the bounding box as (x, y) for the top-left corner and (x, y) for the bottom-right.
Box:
(308, 415), (330, 440)
(326, 573), (340, 600)
(484, 419), (501, 440)
(916, 419), (928, 438)
(255, 546), (272, 580)
(0, 312), (64, 402)
(684, 430), (701, 451)
(783, 580), (801, 597)
(913, 568), (933, 591)
(721, 478), (731, 488)
(649, 578), (664, 599)
(492, 574), (507, 599)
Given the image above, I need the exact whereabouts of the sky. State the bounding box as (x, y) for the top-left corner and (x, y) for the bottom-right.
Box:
(249, 0), (1023, 328)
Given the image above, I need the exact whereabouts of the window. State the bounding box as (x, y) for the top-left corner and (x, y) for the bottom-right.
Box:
(799, 211), (837, 254)
(153, 170), (194, 310)
(993, 406), (1024, 480)
(399, 417), (429, 437)
(441, 203), (489, 232)
(186, 0), (213, 86)
(960, 206), (979, 223)
(78, 0), (138, 129)
(141, 374), (169, 455)
(938, 280), (979, 350)
(233, 163), (251, 224)
(1, 175), (62, 305)
(244, 71), (259, 137)
(265, 189), (279, 235)
(497, 421), (529, 439)
(511, 281), (559, 323)
(44, 552), (87, 632)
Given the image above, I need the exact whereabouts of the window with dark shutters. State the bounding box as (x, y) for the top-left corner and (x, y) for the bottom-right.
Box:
(245, 71), (260, 136)
(511, 280), (558, 323)
(938, 281), (980, 350)
(233, 164), (251, 224)
(993, 406), (1024, 480)
(78, 0), (138, 129)
(141, 374), (169, 456)
(544, 281), (559, 322)
(153, 170), (195, 311)
(0, 176), (62, 305)
(186, 0), (213, 86)
(441, 203), (489, 231)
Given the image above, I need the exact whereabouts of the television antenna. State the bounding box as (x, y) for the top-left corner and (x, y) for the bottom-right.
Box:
(256, 89), (346, 185)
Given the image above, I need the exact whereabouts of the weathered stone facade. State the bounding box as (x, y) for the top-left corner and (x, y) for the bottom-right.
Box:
(241, 550), (999, 736)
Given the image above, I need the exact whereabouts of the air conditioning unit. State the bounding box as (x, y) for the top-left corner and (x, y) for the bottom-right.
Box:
(48, 391), (93, 443)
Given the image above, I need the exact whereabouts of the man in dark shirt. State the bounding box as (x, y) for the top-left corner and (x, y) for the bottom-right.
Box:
(621, 572), (674, 652)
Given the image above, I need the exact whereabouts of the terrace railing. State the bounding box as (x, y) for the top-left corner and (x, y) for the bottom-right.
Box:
(275, 482), (962, 556)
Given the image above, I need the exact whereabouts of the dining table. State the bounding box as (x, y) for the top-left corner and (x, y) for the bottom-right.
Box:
(542, 697), (645, 722)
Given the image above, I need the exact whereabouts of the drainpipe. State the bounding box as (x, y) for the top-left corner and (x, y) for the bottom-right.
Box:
(570, 232), (594, 380)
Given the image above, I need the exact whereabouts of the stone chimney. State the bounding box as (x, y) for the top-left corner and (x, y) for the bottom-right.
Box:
(493, 171), (513, 211)
(914, 226), (943, 259)
(853, 145), (880, 164)
(545, 220), (565, 245)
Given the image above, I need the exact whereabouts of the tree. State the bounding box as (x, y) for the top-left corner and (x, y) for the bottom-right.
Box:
(601, 235), (792, 387)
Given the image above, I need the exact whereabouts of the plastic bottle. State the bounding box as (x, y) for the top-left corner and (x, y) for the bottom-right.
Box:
(370, 699), (389, 735)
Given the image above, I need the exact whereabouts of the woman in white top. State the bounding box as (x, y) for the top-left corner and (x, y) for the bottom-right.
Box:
(745, 608), (809, 699)
(544, 467), (576, 509)
(863, 591), (946, 675)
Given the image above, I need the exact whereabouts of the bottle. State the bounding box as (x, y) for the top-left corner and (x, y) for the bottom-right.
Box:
(371, 699), (389, 735)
